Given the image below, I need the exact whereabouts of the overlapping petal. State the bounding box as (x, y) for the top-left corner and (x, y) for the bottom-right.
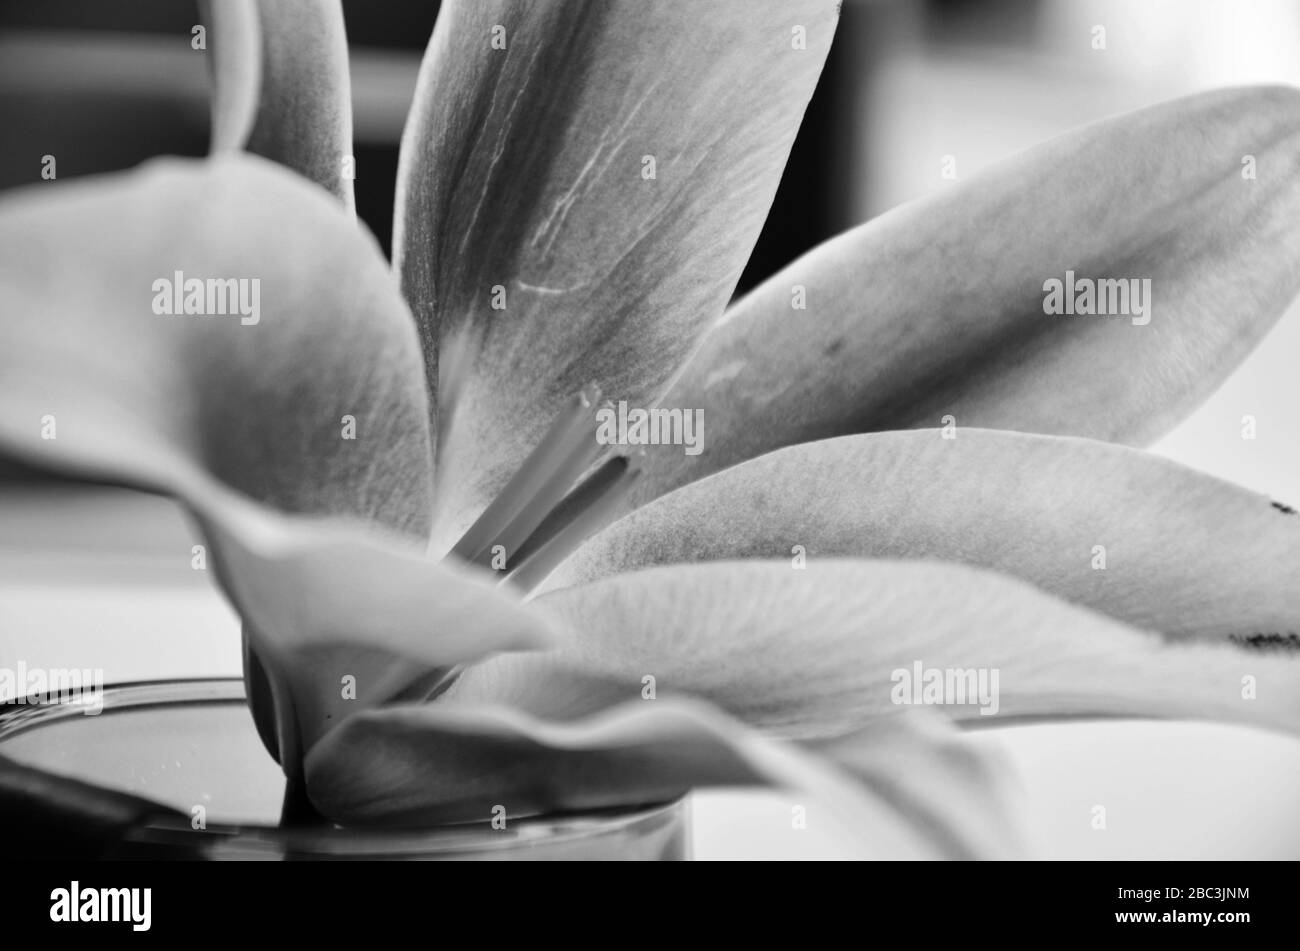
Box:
(0, 157), (554, 772)
(305, 695), (1028, 858)
(0, 155), (430, 535)
(459, 559), (1300, 738)
(200, 0), (355, 207)
(636, 86), (1300, 500)
(201, 0), (259, 155)
(394, 0), (840, 548)
(555, 429), (1300, 644)
(200, 507), (558, 770)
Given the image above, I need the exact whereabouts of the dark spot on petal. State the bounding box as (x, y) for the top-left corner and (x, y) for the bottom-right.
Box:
(1229, 631), (1300, 651)
(824, 338), (845, 357)
(1271, 501), (1296, 515)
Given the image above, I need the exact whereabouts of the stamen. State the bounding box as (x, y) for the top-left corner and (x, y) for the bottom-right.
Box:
(504, 453), (642, 595)
(451, 384), (603, 566)
(476, 428), (605, 568)
(504, 453), (631, 567)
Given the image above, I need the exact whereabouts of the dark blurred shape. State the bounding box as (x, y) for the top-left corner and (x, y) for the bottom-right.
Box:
(0, 31), (210, 189)
(0, 2), (214, 190)
(0, 0), (195, 33)
(341, 0), (438, 49)
(737, 0), (869, 294)
(0, 0), (867, 279)
(340, 0), (438, 251)
(925, 0), (1042, 45)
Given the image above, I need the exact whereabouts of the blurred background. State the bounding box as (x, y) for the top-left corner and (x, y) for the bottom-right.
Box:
(2, 0), (1299, 858)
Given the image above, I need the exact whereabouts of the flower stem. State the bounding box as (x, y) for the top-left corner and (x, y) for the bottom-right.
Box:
(279, 773), (328, 828)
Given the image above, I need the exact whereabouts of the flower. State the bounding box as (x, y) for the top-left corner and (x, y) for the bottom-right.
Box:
(1, 0), (1298, 860)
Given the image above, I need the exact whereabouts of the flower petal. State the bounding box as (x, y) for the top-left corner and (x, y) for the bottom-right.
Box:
(462, 559), (1300, 739)
(200, 0), (355, 207)
(440, 657), (1029, 859)
(637, 86), (1300, 499)
(304, 694), (1027, 858)
(197, 503), (559, 770)
(0, 156), (430, 536)
(805, 712), (1028, 862)
(201, 0), (259, 154)
(556, 429), (1300, 644)
(0, 157), (554, 770)
(394, 0), (840, 547)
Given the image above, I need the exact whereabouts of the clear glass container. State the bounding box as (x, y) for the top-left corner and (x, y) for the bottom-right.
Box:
(0, 678), (689, 860)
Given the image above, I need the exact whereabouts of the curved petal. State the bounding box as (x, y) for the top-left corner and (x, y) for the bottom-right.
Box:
(0, 156), (430, 535)
(201, 0), (259, 153)
(805, 712), (1027, 862)
(304, 695), (1027, 859)
(554, 429), (1300, 644)
(394, 0), (839, 547)
(197, 499), (558, 771)
(200, 0), (355, 208)
(457, 559), (1300, 739)
(636, 85), (1300, 499)
(0, 157), (552, 771)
